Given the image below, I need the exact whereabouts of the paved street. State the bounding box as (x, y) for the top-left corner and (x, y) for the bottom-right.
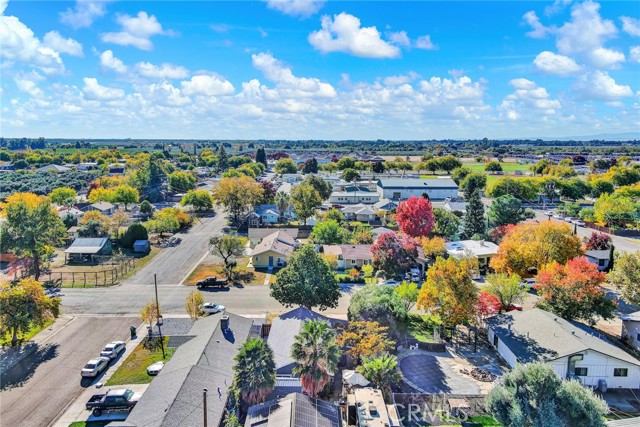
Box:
(0, 316), (136, 427)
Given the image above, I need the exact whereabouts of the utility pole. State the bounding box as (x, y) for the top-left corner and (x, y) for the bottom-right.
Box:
(203, 388), (208, 427)
(154, 274), (165, 358)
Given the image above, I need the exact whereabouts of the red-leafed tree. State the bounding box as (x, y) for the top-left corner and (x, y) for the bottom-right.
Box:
(489, 224), (517, 243)
(583, 232), (612, 250)
(535, 257), (615, 325)
(371, 232), (418, 278)
(396, 196), (435, 237)
(472, 291), (501, 352)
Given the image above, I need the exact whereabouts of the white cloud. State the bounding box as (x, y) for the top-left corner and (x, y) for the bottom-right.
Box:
(181, 75), (235, 96)
(388, 31), (410, 47)
(43, 31), (83, 57)
(99, 50), (127, 73)
(137, 81), (190, 106)
(588, 47), (625, 68)
(82, 77), (125, 100)
(500, 78), (561, 119)
(136, 62), (189, 79)
(265, 0), (325, 18)
(533, 51), (581, 75)
(101, 11), (171, 50)
(60, 0), (107, 29)
(415, 35), (436, 50)
(15, 72), (43, 97)
(621, 16), (640, 37)
(555, 1), (616, 56)
(630, 46), (640, 63)
(523, 11), (551, 39)
(308, 13), (400, 59)
(574, 71), (633, 101)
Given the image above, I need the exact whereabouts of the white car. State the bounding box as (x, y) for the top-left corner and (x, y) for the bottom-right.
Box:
(81, 357), (110, 378)
(384, 280), (401, 286)
(520, 278), (538, 289)
(553, 214), (563, 219)
(146, 361), (164, 376)
(202, 303), (225, 314)
(100, 341), (126, 360)
(574, 219), (585, 226)
(564, 216), (574, 223)
(544, 210), (554, 216)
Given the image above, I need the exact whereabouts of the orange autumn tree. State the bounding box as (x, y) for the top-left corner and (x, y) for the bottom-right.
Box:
(535, 257), (615, 325)
(336, 321), (394, 363)
(490, 221), (583, 277)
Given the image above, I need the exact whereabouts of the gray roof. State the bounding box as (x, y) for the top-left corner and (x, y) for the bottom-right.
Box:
(249, 227), (298, 241)
(64, 237), (110, 254)
(377, 178), (458, 189)
(606, 417), (640, 426)
(37, 164), (71, 173)
(124, 312), (254, 427)
(340, 244), (373, 261)
(245, 393), (341, 427)
(251, 231), (297, 257)
(90, 201), (115, 211)
(585, 250), (610, 260)
(486, 308), (640, 366)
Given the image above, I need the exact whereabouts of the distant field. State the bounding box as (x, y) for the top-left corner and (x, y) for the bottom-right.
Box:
(464, 161), (531, 173)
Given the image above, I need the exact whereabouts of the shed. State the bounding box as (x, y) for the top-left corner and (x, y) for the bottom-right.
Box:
(64, 237), (112, 262)
(133, 240), (150, 254)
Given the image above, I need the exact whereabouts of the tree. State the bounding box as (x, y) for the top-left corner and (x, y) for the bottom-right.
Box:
(490, 221), (583, 277)
(336, 321), (394, 362)
(530, 158), (554, 175)
(396, 196), (435, 237)
(486, 177), (540, 201)
(0, 278), (60, 346)
(274, 158), (297, 175)
(180, 189), (214, 211)
(351, 225), (374, 244)
(358, 354), (401, 399)
(301, 158), (318, 174)
(438, 155), (462, 173)
(461, 172), (488, 198)
(302, 175), (333, 200)
(488, 194), (524, 227)
(593, 193), (637, 228)
(233, 338), (276, 405)
(49, 187), (77, 209)
(485, 273), (524, 310)
(274, 191), (291, 223)
(584, 232), (612, 250)
(78, 219), (109, 238)
(0, 192), (66, 279)
(433, 208), (461, 237)
(322, 208), (344, 223)
(291, 320), (340, 397)
(464, 190), (486, 238)
(609, 251), (640, 305)
(348, 284), (408, 332)
(372, 161), (385, 174)
(417, 257), (478, 327)
(420, 236), (446, 260)
(110, 208), (128, 238)
(185, 290), (204, 321)
(590, 179), (614, 198)
(121, 223), (148, 248)
(148, 209), (180, 237)
(394, 281), (419, 311)
(291, 184), (321, 226)
(311, 219), (348, 244)
(486, 362), (608, 427)
(484, 161), (502, 172)
(451, 166), (472, 185)
(139, 301), (160, 327)
(342, 168), (360, 182)
(371, 232), (418, 278)
(88, 187), (115, 203)
(336, 156), (356, 170)
(608, 166), (640, 187)
(260, 180), (277, 204)
(209, 235), (248, 280)
(536, 257), (615, 324)
(112, 185), (139, 209)
(270, 244), (340, 310)
(216, 145), (229, 172)
(255, 147), (267, 168)
(212, 176), (264, 223)
(140, 200), (153, 216)
(168, 171), (197, 192)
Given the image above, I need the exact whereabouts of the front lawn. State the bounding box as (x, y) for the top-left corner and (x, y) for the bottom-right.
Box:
(105, 337), (174, 385)
(1, 318), (54, 346)
(407, 314), (440, 343)
(185, 257), (271, 285)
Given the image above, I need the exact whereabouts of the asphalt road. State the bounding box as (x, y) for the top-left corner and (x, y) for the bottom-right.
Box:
(0, 316), (136, 427)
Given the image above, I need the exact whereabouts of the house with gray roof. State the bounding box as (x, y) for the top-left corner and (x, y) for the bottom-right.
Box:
(585, 249), (611, 271)
(249, 230), (297, 269)
(64, 237), (112, 262)
(376, 178), (458, 201)
(486, 308), (640, 389)
(245, 393), (342, 427)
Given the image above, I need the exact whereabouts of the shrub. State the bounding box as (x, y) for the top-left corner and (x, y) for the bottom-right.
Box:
(121, 223), (149, 248)
(335, 274), (365, 284)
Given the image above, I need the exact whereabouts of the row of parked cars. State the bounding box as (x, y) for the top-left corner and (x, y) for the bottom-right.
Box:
(81, 341), (126, 378)
(546, 211), (585, 226)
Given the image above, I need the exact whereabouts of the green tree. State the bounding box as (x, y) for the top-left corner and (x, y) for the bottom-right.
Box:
(168, 171), (197, 193)
(274, 158), (297, 175)
(394, 281), (419, 311)
(216, 145), (229, 172)
(438, 155), (462, 173)
(433, 208), (461, 237)
(593, 193), (638, 228)
(113, 185), (140, 210)
(608, 251), (640, 305)
(180, 189), (214, 211)
(185, 290), (204, 321)
(139, 200), (153, 216)
(121, 223), (149, 248)
(233, 338), (276, 405)
(336, 156), (356, 170)
(451, 166), (472, 185)
(486, 177), (540, 201)
(302, 175), (333, 200)
(148, 210), (180, 237)
(212, 176), (264, 224)
(488, 194), (524, 227)
(311, 219), (348, 244)
(49, 187), (77, 209)
(485, 273), (524, 310)
(255, 147), (267, 168)
(461, 172), (488, 198)
(209, 235), (248, 280)
(590, 179), (615, 198)
(486, 363), (608, 427)
(348, 284), (408, 331)
(291, 184), (321, 226)
(358, 353), (401, 400)
(322, 208), (345, 223)
(484, 161), (503, 172)
(291, 320), (340, 397)
(464, 190), (486, 238)
(270, 245), (340, 310)
(274, 191), (291, 223)
(342, 168), (360, 182)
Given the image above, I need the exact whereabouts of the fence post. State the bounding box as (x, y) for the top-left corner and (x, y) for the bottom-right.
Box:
(95, 272), (98, 287)
(72, 272), (75, 287)
(104, 270), (107, 286)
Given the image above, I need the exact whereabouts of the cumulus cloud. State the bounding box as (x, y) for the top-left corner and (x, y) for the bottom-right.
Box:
(500, 78), (561, 120)
(621, 16), (640, 37)
(574, 71), (633, 101)
(533, 51), (581, 75)
(630, 46), (640, 63)
(588, 47), (625, 68)
(99, 50), (127, 73)
(415, 35), (437, 50)
(14, 72), (44, 97)
(308, 13), (401, 58)
(43, 31), (83, 56)
(101, 11), (172, 50)
(180, 75), (235, 96)
(135, 62), (189, 79)
(387, 31), (410, 47)
(523, 11), (551, 39)
(555, 2), (617, 56)
(82, 77), (125, 100)
(60, 0), (107, 29)
(265, 0), (325, 18)
(137, 81), (190, 106)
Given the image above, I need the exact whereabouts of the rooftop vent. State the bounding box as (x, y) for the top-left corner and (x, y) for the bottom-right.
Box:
(221, 315), (229, 330)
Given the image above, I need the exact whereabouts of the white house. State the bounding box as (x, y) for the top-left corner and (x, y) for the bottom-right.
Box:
(585, 249), (611, 272)
(446, 240), (498, 272)
(328, 191), (380, 205)
(377, 178), (459, 201)
(486, 308), (640, 390)
(341, 204), (377, 222)
(621, 311), (640, 351)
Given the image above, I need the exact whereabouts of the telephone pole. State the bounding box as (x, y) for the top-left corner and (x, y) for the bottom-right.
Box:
(203, 388), (208, 427)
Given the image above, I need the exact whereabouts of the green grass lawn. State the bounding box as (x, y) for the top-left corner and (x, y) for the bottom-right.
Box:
(464, 161), (530, 174)
(406, 314), (440, 343)
(105, 337), (175, 385)
(0, 318), (54, 346)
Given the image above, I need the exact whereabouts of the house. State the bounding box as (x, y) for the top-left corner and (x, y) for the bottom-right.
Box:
(249, 230), (297, 268)
(245, 393), (342, 427)
(282, 173), (302, 184)
(371, 226), (393, 241)
(57, 207), (85, 222)
(267, 307), (346, 376)
(373, 198), (398, 212)
(321, 244), (373, 270)
(486, 308), (640, 389)
(443, 200), (467, 214)
(348, 388), (400, 427)
(328, 191), (380, 205)
(37, 164), (71, 173)
(119, 313), (255, 427)
(85, 201), (115, 215)
(254, 204), (297, 225)
(341, 204), (377, 223)
(377, 178), (459, 201)
(276, 182), (293, 195)
(621, 311), (640, 351)
(248, 227), (298, 246)
(585, 249), (611, 271)
(64, 237), (112, 262)
(446, 240), (498, 272)
(133, 240), (150, 253)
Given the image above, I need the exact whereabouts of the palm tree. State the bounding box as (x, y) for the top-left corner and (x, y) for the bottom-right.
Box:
(232, 338), (276, 405)
(358, 353), (401, 399)
(291, 320), (341, 397)
(275, 191), (290, 223)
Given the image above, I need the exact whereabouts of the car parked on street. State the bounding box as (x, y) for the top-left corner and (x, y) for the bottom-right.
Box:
(564, 216), (574, 223)
(196, 277), (228, 289)
(146, 361), (164, 376)
(85, 388), (143, 417)
(383, 279), (401, 286)
(202, 303), (225, 314)
(81, 357), (110, 378)
(100, 341), (126, 360)
(573, 219), (585, 226)
(544, 210), (554, 216)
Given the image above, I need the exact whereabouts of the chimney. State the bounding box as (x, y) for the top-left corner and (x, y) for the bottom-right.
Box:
(221, 315), (229, 330)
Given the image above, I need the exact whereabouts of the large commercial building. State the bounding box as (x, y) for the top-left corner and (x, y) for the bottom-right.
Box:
(376, 178), (458, 201)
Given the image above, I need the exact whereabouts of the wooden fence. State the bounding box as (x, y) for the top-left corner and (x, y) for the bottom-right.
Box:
(43, 258), (136, 287)
(584, 221), (640, 237)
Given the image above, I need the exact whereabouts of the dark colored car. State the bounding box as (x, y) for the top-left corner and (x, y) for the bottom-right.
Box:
(196, 277), (228, 289)
(86, 388), (142, 417)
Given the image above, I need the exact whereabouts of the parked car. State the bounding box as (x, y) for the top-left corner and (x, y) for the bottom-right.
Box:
(383, 279), (401, 286)
(573, 219), (585, 226)
(553, 214), (563, 219)
(202, 303), (225, 314)
(146, 361), (164, 376)
(520, 278), (537, 289)
(85, 388), (143, 417)
(100, 341), (126, 360)
(196, 277), (228, 289)
(81, 357), (110, 378)
(564, 216), (574, 223)
(544, 210), (554, 216)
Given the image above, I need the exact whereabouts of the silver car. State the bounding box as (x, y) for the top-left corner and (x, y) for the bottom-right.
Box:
(202, 303), (225, 314)
(100, 341), (126, 360)
(81, 357), (110, 377)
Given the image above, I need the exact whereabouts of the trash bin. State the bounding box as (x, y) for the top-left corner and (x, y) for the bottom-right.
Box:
(130, 325), (137, 339)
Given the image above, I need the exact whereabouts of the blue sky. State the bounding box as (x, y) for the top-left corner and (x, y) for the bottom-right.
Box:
(1, 0), (639, 139)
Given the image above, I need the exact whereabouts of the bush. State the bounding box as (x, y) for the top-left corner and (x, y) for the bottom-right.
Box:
(121, 223), (149, 248)
(335, 274), (365, 284)
(523, 208), (535, 219)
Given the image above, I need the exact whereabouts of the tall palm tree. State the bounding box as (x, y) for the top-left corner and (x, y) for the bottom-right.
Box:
(232, 338), (276, 405)
(291, 320), (341, 397)
(275, 191), (290, 223)
(358, 353), (401, 399)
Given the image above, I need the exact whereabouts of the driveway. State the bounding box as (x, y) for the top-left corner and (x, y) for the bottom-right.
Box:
(0, 316), (136, 427)
(399, 352), (481, 394)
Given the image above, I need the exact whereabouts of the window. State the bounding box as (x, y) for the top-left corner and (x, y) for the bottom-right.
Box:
(637, 333), (640, 342)
(574, 367), (588, 376)
(351, 259), (356, 265)
(598, 259), (605, 266)
(614, 368), (628, 377)
(255, 256), (259, 261)
(492, 334), (498, 347)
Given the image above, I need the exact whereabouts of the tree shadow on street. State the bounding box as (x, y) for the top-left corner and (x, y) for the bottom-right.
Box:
(0, 343), (59, 391)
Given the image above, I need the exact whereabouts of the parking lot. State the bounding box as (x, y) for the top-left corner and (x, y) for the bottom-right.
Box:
(0, 315), (136, 427)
